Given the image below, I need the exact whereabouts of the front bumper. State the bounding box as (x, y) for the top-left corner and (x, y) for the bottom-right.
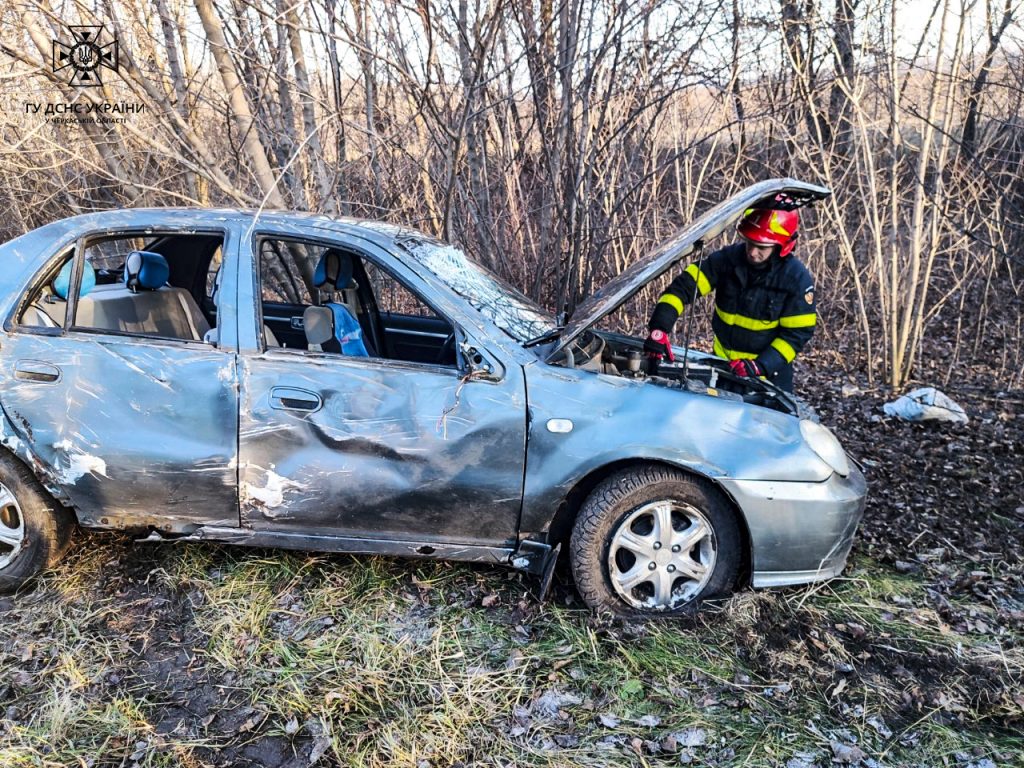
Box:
(719, 466), (867, 588)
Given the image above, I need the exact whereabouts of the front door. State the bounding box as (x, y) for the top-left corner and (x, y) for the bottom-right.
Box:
(234, 233), (526, 547)
(237, 353), (526, 546)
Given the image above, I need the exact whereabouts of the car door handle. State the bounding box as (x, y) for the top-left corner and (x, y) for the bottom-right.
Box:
(14, 360), (61, 383)
(270, 387), (322, 412)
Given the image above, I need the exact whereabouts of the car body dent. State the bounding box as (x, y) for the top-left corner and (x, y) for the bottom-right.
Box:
(0, 406), (72, 506)
(235, 349), (527, 545)
(722, 470), (867, 583)
(519, 361), (836, 534)
(0, 332), (240, 531)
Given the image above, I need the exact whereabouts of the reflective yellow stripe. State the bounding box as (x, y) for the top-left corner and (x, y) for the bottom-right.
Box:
(771, 337), (797, 363)
(685, 263), (712, 295)
(779, 313), (817, 328)
(658, 293), (684, 314)
(715, 306), (779, 331)
(713, 336), (757, 360)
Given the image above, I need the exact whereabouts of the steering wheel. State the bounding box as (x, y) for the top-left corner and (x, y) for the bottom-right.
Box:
(436, 331), (457, 365)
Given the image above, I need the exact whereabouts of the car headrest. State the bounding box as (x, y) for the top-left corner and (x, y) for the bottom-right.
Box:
(303, 306), (335, 347)
(53, 260), (96, 299)
(125, 250), (170, 291)
(314, 249), (355, 290)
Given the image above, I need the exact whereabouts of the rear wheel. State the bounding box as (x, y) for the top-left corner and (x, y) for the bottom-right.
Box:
(0, 453), (74, 594)
(570, 466), (740, 615)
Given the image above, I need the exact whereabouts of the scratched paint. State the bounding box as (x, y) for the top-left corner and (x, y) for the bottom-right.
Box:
(51, 439), (109, 483)
(241, 466), (302, 514)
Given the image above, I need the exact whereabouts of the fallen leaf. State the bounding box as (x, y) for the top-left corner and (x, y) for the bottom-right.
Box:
(619, 679), (644, 700)
(670, 727), (707, 747)
(831, 741), (866, 764)
(308, 735), (331, 764)
(238, 711), (265, 733)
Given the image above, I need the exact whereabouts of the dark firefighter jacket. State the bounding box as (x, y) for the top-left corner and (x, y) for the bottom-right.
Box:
(649, 243), (817, 376)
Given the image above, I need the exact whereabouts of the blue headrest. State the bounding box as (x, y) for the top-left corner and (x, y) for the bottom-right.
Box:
(53, 260), (96, 299)
(124, 250), (169, 291)
(314, 250), (354, 290)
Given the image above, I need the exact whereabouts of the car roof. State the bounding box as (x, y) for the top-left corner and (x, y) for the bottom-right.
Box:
(20, 207), (442, 252)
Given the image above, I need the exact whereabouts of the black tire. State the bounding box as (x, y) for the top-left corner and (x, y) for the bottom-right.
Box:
(570, 466), (741, 616)
(0, 451), (75, 594)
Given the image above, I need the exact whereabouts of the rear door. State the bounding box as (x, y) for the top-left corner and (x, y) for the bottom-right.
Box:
(0, 225), (240, 530)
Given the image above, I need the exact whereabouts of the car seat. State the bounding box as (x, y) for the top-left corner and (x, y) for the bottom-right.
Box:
(204, 264), (278, 347)
(312, 250), (372, 356)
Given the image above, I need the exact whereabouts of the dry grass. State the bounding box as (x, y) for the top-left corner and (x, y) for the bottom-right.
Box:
(0, 534), (1020, 767)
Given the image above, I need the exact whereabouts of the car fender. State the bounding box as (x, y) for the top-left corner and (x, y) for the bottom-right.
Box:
(519, 363), (833, 534)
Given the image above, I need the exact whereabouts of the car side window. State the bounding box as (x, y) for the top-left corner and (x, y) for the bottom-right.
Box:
(17, 248), (75, 328)
(363, 261), (439, 320)
(18, 234), (220, 343)
(259, 240), (312, 305)
(255, 236), (455, 366)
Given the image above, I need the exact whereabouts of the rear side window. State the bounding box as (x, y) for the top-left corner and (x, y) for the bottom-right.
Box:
(16, 248), (75, 329)
(17, 233), (221, 343)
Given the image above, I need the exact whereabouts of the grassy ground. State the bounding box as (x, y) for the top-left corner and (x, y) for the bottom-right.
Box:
(1, 535), (1020, 767)
(2, 356), (1022, 766)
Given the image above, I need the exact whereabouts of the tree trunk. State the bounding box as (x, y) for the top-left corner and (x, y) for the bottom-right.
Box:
(194, 0), (285, 208)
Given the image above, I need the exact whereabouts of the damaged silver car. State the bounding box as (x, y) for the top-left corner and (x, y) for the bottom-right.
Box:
(0, 179), (866, 614)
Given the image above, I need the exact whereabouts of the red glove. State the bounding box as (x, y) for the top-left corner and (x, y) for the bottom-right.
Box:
(644, 329), (674, 361)
(729, 358), (764, 378)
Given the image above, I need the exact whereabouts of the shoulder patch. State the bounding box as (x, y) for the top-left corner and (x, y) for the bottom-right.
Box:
(804, 285), (814, 305)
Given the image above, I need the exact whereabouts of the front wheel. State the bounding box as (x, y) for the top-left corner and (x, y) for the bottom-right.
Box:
(570, 466), (741, 616)
(0, 453), (74, 594)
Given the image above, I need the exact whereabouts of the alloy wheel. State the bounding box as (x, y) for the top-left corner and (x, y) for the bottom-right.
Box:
(607, 500), (717, 610)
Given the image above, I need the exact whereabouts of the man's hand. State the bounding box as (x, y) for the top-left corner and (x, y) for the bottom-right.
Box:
(729, 358), (763, 378)
(644, 329), (675, 361)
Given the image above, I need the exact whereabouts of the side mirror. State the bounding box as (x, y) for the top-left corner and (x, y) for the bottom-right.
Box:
(303, 306), (334, 350)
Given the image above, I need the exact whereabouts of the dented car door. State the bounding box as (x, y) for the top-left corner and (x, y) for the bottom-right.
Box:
(0, 235), (240, 531)
(234, 235), (528, 548)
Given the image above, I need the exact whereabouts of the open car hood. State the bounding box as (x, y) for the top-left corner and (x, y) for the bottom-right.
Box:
(545, 178), (831, 362)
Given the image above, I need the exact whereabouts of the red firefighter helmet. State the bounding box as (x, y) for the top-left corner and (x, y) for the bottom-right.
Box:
(737, 208), (799, 257)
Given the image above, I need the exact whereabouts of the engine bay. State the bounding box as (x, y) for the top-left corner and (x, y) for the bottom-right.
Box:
(556, 331), (812, 419)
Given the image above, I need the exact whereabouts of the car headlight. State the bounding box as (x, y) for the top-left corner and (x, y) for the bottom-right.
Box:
(800, 419), (851, 477)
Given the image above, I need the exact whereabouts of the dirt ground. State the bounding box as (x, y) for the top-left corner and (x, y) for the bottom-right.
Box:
(1, 348), (1021, 767)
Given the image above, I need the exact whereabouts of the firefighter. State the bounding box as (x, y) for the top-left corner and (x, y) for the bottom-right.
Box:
(644, 207), (816, 392)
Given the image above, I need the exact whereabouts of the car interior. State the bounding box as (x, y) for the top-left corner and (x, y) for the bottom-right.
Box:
(258, 237), (458, 367)
(19, 233), (221, 342)
(17, 232), (458, 367)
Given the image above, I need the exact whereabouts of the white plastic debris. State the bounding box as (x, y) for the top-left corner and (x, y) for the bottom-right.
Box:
(882, 387), (969, 423)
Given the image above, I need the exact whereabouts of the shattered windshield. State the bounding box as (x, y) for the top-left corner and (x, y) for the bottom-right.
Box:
(402, 240), (557, 343)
